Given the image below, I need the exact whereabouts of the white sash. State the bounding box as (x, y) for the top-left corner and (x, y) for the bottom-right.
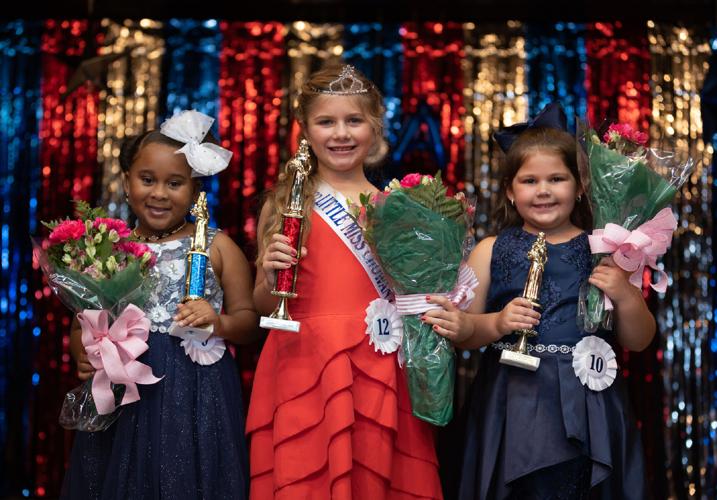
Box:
(313, 182), (392, 300)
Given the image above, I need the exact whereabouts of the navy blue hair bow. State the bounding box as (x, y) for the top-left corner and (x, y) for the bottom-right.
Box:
(493, 102), (568, 153)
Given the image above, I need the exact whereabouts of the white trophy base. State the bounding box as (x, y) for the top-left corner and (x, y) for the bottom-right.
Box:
(499, 349), (541, 371)
(168, 322), (214, 343)
(260, 316), (301, 333)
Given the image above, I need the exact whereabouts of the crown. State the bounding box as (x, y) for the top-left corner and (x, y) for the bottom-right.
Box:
(309, 65), (371, 95)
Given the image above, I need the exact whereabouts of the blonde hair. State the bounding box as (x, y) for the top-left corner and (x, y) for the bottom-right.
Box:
(259, 65), (388, 259)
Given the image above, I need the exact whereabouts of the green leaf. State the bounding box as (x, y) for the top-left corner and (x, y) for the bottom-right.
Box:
(72, 199), (107, 220)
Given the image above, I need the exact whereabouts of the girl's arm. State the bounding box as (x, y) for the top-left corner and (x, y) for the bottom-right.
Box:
(588, 256), (656, 351)
(69, 317), (95, 381)
(425, 237), (541, 350)
(253, 201), (307, 316)
(174, 231), (260, 344)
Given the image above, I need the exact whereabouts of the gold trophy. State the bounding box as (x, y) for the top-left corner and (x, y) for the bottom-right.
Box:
(259, 140), (312, 333)
(499, 231), (547, 371)
(169, 192), (213, 343)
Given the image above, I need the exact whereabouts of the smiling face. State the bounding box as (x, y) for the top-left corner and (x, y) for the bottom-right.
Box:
(122, 142), (197, 237)
(507, 151), (581, 235)
(302, 94), (376, 176)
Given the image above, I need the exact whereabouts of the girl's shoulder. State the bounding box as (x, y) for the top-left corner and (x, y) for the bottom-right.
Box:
(468, 235), (496, 267)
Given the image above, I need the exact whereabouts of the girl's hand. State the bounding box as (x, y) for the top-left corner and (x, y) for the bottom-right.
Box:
(588, 256), (636, 305)
(76, 348), (95, 381)
(423, 296), (474, 344)
(261, 233), (307, 286)
(495, 297), (541, 336)
(175, 300), (220, 329)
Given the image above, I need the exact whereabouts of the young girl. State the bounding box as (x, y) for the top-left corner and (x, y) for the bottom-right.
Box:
(424, 104), (651, 499)
(248, 66), (443, 499)
(61, 110), (258, 499)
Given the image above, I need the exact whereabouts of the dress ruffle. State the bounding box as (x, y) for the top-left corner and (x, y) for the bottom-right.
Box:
(247, 316), (442, 499)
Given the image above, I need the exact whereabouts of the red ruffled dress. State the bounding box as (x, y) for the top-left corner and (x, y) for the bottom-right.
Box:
(247, 214), (443, 499)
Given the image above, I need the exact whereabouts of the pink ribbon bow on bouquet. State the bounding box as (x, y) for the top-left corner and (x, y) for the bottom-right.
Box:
(396, 264), (480, 315)
(588, 207), (677, 310)
(78, 304), (163, 415)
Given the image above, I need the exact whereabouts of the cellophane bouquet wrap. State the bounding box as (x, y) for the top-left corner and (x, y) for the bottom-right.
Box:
(578, 122), (693, 332)
(33, 201), (160, 431)
(358, 172), (474, 426)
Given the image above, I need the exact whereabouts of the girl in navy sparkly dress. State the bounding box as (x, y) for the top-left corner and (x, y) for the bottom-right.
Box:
(61, 110), (258, 499)
(423, 104), (651, 499)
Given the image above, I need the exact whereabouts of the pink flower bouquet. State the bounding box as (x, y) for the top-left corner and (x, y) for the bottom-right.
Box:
(33, 201), (160, 431)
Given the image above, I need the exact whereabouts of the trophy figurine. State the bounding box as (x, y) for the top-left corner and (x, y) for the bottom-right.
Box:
(499, 231), (548, 371)
(259, 140), (312, 333)
(169, 191), (214, 343)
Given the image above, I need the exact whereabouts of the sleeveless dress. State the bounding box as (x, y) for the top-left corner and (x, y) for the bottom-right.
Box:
(61, 229), (248, 500)
(459, 227), (646, 500)
(247, 212), (443, 499)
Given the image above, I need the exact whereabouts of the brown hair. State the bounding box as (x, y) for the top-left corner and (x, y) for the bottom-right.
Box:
(492, 127), (592, 233)
(259, 65), (388, 258)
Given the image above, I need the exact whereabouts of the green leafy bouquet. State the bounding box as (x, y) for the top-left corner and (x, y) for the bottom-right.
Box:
(357, 172), (474, 426)
(578, 122), (692, 332)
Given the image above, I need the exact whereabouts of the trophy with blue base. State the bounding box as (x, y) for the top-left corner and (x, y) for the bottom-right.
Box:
(259, 140), (312, 333)
(499, 232), (547, 372)
(169, 191), (214, 343)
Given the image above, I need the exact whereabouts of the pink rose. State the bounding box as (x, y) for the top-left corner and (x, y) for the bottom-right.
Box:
(399, 173), (423, 188)
(48, 220), (86, 244)
(93, 218), (131, 237)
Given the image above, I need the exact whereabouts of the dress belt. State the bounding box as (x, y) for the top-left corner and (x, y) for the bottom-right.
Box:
(491, 341), (575, 355)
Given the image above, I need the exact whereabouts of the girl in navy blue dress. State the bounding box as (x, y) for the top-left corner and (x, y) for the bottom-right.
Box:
(423, 104), (650, 499)
(61, 110), (258, 499)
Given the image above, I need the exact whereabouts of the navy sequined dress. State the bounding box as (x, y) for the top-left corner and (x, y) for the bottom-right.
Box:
(459, 227), (646, 500)
(61, 229), (248, 500)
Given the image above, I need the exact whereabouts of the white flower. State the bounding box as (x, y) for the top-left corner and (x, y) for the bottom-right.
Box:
(149, 304), (171, 324)
(159, 259), (184, 281)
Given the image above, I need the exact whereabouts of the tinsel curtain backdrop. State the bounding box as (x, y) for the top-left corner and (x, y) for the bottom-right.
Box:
(0, 19), (714, 499)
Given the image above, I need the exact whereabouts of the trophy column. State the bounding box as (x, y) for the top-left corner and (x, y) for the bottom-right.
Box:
(260, 140), (312, 333)
(169, 191), (214, 342)
(499, 231), (548, 371)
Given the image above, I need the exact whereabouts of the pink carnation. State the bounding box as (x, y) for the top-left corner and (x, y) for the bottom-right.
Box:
(116, 241), (156, 266)
(603, 123), (648, 146)
(48, 219), (86, 244)
(399, 173), (423, 188)
(93, 217), (131, 237)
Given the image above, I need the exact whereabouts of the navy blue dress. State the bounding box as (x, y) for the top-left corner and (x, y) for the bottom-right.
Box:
(459, 227), (646, 500)
(61, 229), (248, 500)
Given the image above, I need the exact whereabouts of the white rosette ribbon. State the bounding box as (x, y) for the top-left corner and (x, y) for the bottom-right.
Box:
(364, 298), (403, 355)
(180, 336), (226, 366)
(572, 335), (618, 391)
(160, 109), (232, 177)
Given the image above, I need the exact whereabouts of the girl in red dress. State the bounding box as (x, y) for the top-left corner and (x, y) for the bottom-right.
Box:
(247, 65), (443, 499)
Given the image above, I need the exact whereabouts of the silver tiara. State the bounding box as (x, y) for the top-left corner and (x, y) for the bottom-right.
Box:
(310, 65), (371, 95)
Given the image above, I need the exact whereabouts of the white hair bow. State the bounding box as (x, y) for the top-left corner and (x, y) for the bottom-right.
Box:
(160, 110), (232, 177)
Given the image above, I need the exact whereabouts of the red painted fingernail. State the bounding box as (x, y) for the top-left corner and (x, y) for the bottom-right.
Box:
(426, 296), (430, 302)
(433, 325), (438, 331)
(421, 316), (426, 321)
